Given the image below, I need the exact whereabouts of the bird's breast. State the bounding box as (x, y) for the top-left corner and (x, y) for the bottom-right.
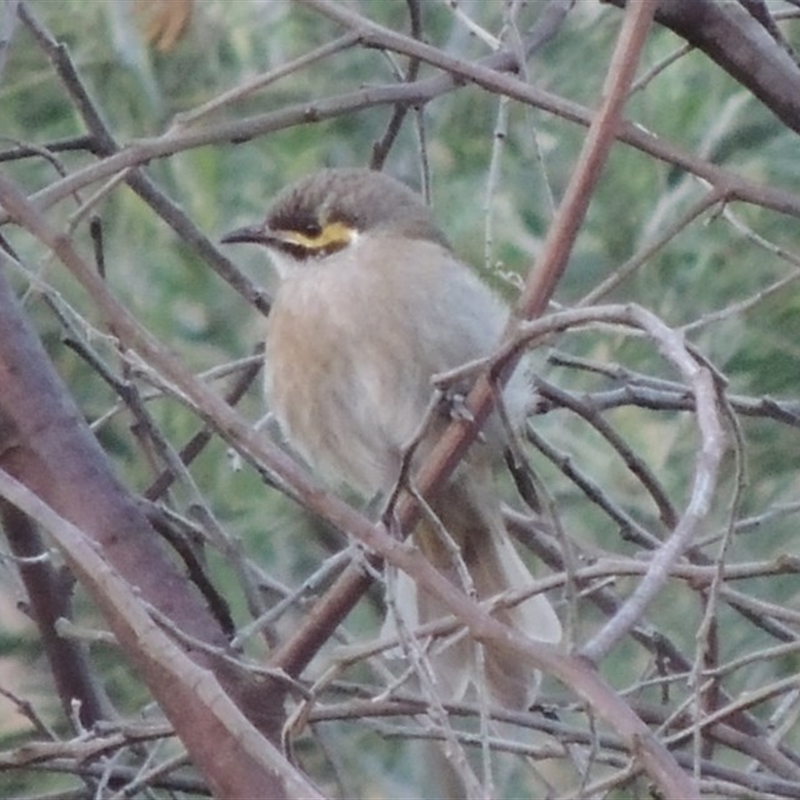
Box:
(263, 237), (523, 495)
(265, 260), (428, 494)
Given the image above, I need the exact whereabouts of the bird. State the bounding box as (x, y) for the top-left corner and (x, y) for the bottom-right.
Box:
(222, 167), (561, 708)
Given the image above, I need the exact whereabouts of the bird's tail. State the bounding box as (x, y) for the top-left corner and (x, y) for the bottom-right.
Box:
(384, 469), (561, 708)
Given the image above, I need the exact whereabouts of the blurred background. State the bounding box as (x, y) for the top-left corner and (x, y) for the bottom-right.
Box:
(1, 1), (800, 797)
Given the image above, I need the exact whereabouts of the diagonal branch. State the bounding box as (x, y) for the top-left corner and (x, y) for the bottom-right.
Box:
(9, 0), (800, 231)
(0, 119), (698, 800)
(0, 467), (323, 800)
(606, 0), (800, 135)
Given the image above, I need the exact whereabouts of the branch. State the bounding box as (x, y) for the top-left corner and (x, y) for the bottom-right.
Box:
(0, 468), (322, 799)
(9, 0), (800, 232)
(0, 502), (113, 729)
(0, 147), (698, 800)
(17, 2), (271, 315)
(605, 0), (800, 135)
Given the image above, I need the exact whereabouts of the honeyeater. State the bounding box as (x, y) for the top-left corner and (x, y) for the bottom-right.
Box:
(222, 167), (561, 707)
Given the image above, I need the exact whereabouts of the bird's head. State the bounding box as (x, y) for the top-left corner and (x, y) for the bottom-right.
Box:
(221, 168), (449, 273)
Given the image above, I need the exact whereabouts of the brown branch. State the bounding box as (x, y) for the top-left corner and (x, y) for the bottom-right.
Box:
(9, 0), (800, 234)
(17, 2), (271, 316)
(270, 0), (663, 706)
(533, 375), (678, 529)
(0, 250), (292, 794)
(368, 0), (421, 170)
(0, 502), (114, 729)
(4, 1), (799, 793)
(144, 345), (263, 501)
(605, 0), (800, 134)
(0, 137), (699, 800)
(0, 469), (322, 800)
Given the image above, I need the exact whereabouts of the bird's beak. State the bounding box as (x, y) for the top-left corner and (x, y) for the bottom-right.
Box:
(220, 224), (275, 246)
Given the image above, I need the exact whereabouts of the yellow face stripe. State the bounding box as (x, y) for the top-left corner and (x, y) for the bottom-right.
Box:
(280, 220), (354, 253)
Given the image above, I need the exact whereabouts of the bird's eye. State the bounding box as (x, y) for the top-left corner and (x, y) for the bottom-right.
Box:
(298, 220), (322, 238)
